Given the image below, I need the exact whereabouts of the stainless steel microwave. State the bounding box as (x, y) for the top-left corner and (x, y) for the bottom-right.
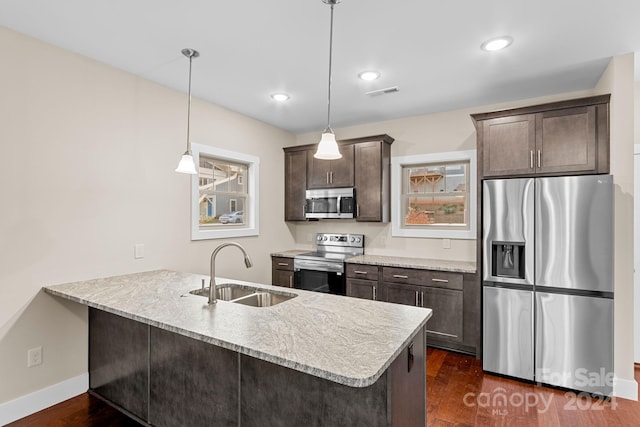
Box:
(305, 187), (355, 219)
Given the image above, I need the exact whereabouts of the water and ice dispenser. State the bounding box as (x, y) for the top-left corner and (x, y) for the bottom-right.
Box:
(490, 242), (526, 279)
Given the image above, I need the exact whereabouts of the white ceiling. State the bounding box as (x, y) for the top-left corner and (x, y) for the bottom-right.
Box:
(1, 0), (639, 134)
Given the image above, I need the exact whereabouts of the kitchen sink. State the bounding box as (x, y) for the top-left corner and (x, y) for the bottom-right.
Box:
(185, 283), (296, 307)
(231, 292), (295, 307)
(188, 283), (257, 301)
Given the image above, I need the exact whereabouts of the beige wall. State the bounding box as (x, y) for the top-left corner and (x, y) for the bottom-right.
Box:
(291, 90), (593, 261)
(594, 53), (636, 384)
(0, 26), (295, 403)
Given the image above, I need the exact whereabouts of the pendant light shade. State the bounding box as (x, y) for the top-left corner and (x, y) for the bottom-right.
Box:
(314, 0), (342, 160)
(315, 131), (341, 160)
(175, 48), (200, 174)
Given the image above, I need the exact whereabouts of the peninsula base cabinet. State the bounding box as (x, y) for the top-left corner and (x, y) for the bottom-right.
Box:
(347, 263), (479, 356)
(89, 308), (427, 426)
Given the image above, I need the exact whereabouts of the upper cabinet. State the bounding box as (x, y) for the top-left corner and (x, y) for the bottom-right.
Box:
(284, 149), (308, 221)
(307, 144), (355, 189)
(472, 95), (610, 178)
(283, 134), (394, 222)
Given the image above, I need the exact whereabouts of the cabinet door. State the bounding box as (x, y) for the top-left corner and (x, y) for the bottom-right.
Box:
(284, 150), (307, 221)
(384, 282), (420, 306)
(422, 287), (463, 343)
(355, 141), (383, 221)
(273, 270), (294, 288)
(307, 144), (354, 189)
(329, 144), (354, 187)
(482, 114), (536, 177)
(536, 106), (597, 174)
(347, 278), (378, 300)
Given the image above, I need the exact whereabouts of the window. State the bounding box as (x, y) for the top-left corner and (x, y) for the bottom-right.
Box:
(191, 143), (259, 240)
(391, 150), (476, 239)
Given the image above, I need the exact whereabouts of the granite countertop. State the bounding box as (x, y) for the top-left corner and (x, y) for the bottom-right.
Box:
(347, 255), (476, 274)
(44, 270), (430, 388)
(270, 249), (309, 258)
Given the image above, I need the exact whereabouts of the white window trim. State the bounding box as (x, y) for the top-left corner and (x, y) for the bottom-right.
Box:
(191, 143), (260, 240)
(391, 149), (476, 239)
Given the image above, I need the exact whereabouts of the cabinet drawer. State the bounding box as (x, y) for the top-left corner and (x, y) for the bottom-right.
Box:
(423, 271), (463, 290)
(346, 263), (379, 280)
(272, 257), (294, 271)
(382, 267), (427, 286)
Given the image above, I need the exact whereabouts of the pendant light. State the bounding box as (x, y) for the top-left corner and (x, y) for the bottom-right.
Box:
(175, 48), (200, 174)
(314, 0), (342, 160)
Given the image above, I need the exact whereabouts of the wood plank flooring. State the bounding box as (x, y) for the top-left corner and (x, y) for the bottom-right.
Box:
(8, 348), (640, 426)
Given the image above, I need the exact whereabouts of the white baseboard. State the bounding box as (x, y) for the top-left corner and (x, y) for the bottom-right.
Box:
(613, 376), (639, 401)
(0, 373), (88, 425)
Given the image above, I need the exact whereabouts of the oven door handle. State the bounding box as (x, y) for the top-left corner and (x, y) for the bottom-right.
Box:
(294, 259), (344, 274)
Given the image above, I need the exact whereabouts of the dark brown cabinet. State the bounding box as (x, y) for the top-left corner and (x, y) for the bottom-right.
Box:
(283, 135), (394, 222)
(354, 138), (392, 222)
(346, 263), (380, 300)
(271, 256), (294, 288)
(474, 95), (610, 178)
(381, 266), (464, 344)
(284, 149), (307, 221)
(307, 144), (354, 189)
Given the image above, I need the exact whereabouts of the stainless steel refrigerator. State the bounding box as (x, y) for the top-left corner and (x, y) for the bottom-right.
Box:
(482, 175), (614, 396)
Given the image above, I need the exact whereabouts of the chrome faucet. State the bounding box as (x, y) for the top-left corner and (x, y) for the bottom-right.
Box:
(209, 242), (253, 304)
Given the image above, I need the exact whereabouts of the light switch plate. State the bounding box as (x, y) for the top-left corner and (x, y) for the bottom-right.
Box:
(134, 243), (145, 259)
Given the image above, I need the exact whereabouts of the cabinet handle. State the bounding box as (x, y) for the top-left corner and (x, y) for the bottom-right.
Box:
(431, 278), (448, 283)
(421, 291), (424, 307)
(326, 171), (329, 184)
(415, 291), (419, 306)
(277, 262), (289, 267)
(289, 275), (293, 287)
(372, 286), (377, 300)
(427, 330), (458, 339)
(393, 274), (409, 279)
(354, 270), (368, 275)
(530, 150), (534, 169)
(537, 150), (541, 168)
(357, 204), (360, 217)
(330, 171), (333, 184)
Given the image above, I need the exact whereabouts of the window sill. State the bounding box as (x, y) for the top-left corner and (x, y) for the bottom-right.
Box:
(191, 226), (259, 241)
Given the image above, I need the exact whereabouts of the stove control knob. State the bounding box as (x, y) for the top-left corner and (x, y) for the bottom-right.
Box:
(355, 237), (362, 243)
(317, 235), (322, 241)
(323, 236), (328, 241)
(350, 237), (356, 243)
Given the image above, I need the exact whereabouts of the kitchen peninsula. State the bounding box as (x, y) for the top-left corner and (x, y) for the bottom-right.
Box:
(44, 270), (431, 426)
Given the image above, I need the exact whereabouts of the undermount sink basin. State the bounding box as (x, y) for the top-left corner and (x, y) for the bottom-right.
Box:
(185, 283), (296, 307)
(231, 292), (295, 307)
(189, 283), (256, 301)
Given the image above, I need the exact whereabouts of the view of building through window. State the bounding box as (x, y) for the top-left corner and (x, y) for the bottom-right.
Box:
(402, 161), (469, 227)
(198, 156), (248, 226)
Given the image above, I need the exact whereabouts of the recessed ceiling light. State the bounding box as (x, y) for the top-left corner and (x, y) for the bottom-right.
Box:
(481, 36), (513, 52)
(358, 71), (381, 81)
(271, 93), (290, 102)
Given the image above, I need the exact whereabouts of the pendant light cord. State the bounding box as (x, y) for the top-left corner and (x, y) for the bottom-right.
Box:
(325, 2), (335, 133)
(186, 53), (193, 153)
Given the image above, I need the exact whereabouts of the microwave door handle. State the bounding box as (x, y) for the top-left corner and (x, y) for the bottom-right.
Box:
(337, 196), (341, 216)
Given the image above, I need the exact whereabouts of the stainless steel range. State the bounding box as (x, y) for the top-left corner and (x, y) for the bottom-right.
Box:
(293, 233), (364, 295)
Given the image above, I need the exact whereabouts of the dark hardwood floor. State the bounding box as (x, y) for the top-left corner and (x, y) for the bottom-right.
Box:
(8, 348), (640, 426)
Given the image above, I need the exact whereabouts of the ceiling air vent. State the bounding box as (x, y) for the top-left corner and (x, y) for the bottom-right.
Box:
(365, 86), (399, 97)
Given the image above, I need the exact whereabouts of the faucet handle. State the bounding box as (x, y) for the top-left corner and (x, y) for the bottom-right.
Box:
(201, 278), (206, 290)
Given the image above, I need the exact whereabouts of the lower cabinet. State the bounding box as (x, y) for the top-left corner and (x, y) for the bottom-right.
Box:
(346, 263), (379, 300)
(346, 278), (378, 300)
(271, 256), (294, 288)
(345, 263), (474, 353)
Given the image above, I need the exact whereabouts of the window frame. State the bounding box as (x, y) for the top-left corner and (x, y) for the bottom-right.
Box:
(190, 143), (260, 240)
(391, 150), (476, 239)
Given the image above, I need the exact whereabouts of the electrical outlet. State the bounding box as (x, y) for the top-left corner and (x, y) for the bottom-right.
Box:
(27, 346), (42, 367)
(134, 243), (145, 259)
(443, 239), (451, 249)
